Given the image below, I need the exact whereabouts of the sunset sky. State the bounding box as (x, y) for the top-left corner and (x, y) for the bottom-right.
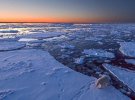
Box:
(0, 0), (135, 23)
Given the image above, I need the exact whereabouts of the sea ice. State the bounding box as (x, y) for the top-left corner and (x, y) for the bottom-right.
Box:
(119, 42), (135, 57)
(82, 49), (115, 58)
(0, 42), (25, 51)
(74, 57), (84, 64)
(103, 64), (135, 91)
(22, 32), (66, 39)
(125, 59), (135, 65)
(0, 49), (128, 100)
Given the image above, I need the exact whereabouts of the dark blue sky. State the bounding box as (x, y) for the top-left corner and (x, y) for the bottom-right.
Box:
(0, 0), (135, 22)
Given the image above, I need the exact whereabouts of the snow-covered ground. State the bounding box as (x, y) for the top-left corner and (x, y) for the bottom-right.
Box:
(103, 64), (135, 91)
(0, 49), (129, 100)
(1, 23), (135, 99)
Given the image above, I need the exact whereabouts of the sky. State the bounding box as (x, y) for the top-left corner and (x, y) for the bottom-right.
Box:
(0, 0), (135, 23)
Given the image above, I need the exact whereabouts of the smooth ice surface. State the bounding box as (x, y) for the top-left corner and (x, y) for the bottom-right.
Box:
(22, 32), (66, 39)
(18, 38), (38, 42)
(18, 38), (45, 44)
(82, 49), (115, 58)
(0, 42), (25, 51)
(0, 30), (19, 34)
(103, 64), (135, 91)
(119, 42), (135, 57)
(125, 59), (135, 65)
(0, 49), (129, 100)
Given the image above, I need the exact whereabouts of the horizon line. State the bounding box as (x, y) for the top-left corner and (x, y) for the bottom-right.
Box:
(0, 21), (135, 24)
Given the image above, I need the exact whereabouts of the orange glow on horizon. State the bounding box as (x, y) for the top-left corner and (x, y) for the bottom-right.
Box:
(0, 18), (91, 23)
(0, 11), (122, 23)
(0, 17), (108, 23)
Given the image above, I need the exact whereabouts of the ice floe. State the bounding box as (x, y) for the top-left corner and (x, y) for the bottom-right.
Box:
(103, 64), (135, 91)
(0, 89), (14, 100)
(125, 59), (135, 65)
(22, 32), (66, 39)
(0, 30), (19, 33)
(18, 38), (45, 44)
(74, 57), (84, 64)
(18, 38), (38, 42)
(85, 37), (102, 41)
(0, 42), (25, 51)
(82, 49), (115, 58)
(119, 42), (135, 57)
(0, 49), (128, 100)
(59, 43), (75, 49)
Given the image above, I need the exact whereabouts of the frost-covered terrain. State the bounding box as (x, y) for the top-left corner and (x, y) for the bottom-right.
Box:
(0, 49), (128, 100)
(0, 23), (135, 99)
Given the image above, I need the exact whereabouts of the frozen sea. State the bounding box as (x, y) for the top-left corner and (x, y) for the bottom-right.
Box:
(0, 23), (135, 100)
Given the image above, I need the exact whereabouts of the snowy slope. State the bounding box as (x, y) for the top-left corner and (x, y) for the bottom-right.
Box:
(103, 64), (135, 91)
(0, 49), (129, 100)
